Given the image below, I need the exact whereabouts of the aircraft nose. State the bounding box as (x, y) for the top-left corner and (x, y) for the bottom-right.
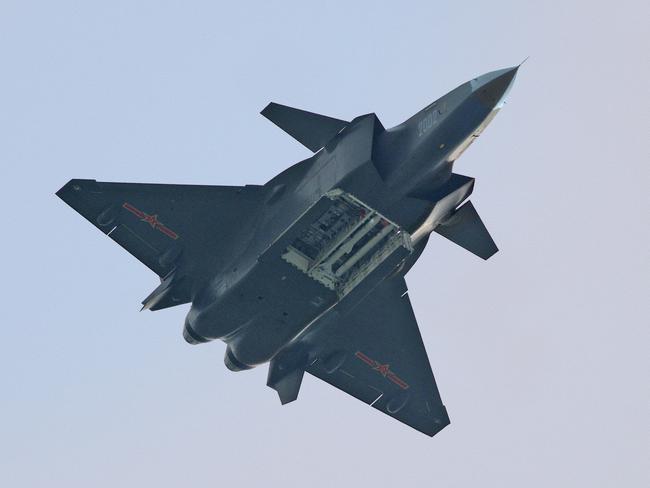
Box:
(471, 66), (519, 109)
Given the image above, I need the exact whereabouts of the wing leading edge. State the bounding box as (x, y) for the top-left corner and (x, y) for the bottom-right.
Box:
(57, 179), (264, 309)
(304, 276), (450, 437)
(261, 102), (348, 152)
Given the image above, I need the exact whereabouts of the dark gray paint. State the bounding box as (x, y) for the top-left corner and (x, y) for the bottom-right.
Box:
(57, 66), (518, 436)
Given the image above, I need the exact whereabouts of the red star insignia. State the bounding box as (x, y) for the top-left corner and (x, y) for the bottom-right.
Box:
(141, 213), (160, 228)
(373, 362), (391, 377)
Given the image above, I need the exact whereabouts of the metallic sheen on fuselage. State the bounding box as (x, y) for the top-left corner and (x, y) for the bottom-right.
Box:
(183, 67), (518, 369)
(57, 65), (519, 436)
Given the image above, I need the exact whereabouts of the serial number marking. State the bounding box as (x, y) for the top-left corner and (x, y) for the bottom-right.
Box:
(416, 109), (440, 137)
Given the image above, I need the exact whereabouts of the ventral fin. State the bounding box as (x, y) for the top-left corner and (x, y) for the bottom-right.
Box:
(266, 349), (309, 405)
(141, 269), (191, 311)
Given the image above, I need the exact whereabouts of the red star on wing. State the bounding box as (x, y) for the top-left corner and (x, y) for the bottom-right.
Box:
(141, 213), (160, 228)
(373, 362), (391, 377)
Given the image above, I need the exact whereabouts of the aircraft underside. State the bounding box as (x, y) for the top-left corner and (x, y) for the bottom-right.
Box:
(56, 65), (518, 436)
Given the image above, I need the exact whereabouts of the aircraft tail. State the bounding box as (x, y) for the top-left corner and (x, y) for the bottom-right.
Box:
(261, 102), (348, 152)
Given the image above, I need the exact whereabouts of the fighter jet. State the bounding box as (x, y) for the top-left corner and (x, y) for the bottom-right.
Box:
(57, 66), (519, 436)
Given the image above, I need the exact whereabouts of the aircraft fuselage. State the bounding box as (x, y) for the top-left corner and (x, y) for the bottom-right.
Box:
(183, 67), (518, 370)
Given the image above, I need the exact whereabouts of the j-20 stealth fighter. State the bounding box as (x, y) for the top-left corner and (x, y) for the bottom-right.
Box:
(57, 66), (519, 437)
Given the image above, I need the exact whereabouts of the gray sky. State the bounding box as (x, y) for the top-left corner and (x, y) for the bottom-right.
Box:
(1, 1), (647, 487)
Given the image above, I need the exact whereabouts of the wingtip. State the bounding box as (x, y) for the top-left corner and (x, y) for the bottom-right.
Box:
(56, 179), (98, 200)
(482, 246), (499, 261)
(260, 101), (278, 117)
(55, 179), (74, 198)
